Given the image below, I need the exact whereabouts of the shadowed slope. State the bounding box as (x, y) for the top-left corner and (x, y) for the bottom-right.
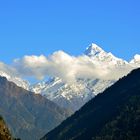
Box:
(0, 77), (71, 140)
(41, 68), (140, 140)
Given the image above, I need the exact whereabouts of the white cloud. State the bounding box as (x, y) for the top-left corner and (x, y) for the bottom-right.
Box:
(12, 51), (134, 83)
(0, 62), (18, 76)
(134, 54), (140, 61)
(13, 55), (49, 80)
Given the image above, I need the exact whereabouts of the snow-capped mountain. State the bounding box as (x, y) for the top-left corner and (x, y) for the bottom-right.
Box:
(30, 77), (113, 111)
(1, 43), (140, 112)
(0, 71), (29, 90)
(85, 43), (104, 56)
(85, 43), (128, 66)
(30, 43), (134, 111)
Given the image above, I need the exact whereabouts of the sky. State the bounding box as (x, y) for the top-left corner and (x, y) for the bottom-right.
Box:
(0, 0), (140, 64)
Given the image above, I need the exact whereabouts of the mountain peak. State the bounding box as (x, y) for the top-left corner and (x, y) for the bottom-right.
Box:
(84, 43), (104, 56)
(84, 44), (128, 66)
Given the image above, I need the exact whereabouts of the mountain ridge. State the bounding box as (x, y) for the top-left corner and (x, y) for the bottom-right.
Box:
(29, 44), (140, 111)
(0, 76), (71, 140)
(0, 44), (140, 112)
(41, 68), (140, 140)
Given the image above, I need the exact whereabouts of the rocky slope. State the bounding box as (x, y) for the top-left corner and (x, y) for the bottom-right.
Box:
(0, 76), (71, 140)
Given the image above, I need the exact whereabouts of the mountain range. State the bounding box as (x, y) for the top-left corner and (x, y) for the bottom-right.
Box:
(0, 44), (139, 112)
(41, 68), (140, 140)
(0, 44), (140, 140)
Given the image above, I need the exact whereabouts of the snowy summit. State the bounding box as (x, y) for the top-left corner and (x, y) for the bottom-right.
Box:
(84, 43), (104, 56)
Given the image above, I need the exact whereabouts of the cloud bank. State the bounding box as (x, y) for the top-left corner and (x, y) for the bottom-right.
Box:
(0, 62), (18, 76)
(11, 51), (134, 83)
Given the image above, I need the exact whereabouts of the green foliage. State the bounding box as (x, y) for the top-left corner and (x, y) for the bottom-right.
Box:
(0, 116), (13, 140)
(0, 116), (3, 121)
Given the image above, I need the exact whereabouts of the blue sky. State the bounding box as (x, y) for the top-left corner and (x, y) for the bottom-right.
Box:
(0, 0), (140, 63)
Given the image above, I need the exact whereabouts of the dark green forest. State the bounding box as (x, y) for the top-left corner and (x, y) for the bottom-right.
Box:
(93, 95), (140, 140)
(41, 68), (140, 140)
